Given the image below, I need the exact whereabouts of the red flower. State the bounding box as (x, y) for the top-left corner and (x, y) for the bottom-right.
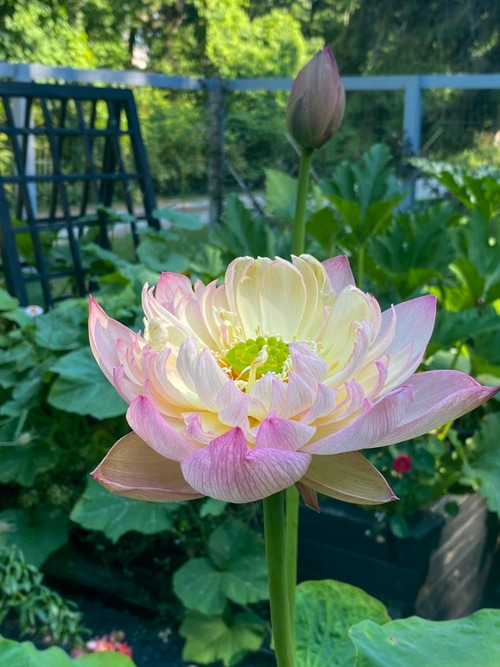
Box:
(393, 454), (412, 473)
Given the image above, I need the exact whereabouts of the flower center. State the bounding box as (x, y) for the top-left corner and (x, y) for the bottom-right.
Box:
(225, 336), (289, 381)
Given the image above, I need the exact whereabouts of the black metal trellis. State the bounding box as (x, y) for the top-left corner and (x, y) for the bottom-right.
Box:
(0, 82), (158, 309)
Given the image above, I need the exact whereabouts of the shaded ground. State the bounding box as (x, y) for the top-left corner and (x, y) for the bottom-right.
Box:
(1, 587), (276, 667)
(70, 592), (276, 667)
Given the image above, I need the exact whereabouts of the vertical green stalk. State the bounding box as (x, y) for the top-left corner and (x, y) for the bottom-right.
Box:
(264, 492), (295, 667)
(292, 148), (313, 256)
(357, 241), (366, 290)
(285, 485), (299, 629)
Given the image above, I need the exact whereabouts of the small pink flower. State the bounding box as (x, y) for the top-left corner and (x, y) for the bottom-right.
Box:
(393, 454), (413, 473)
(72, 632), (133, 658)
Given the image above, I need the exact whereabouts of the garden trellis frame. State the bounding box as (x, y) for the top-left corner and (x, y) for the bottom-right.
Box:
(0, 79), (158, 308)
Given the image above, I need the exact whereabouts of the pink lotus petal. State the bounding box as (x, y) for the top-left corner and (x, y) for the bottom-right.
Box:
(154, 272), (193, 307)
(250, 373), (287, 416)
(282, 371), (317, 419)
(126, 395), (199, 461)
(380, 295), (437, 388)
(305, 384), (414, 454)
(183, 413), (215, 445)
(255, 414), (315, 451)
(88, 296), (138, 383)
(301, 383), (338, 424)
(323, 255), (356, 292)
(181, 427), (311, 503)
(301, 451), (397, 504)
(193, 349), (229, 410)
(92, 432), (203, 501)
(289, 342), (328, 383)
(113, 366), (141, 404)
(378, 371), (500, 445)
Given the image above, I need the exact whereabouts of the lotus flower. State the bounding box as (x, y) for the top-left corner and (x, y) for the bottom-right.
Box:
(89, 255), (497, 507)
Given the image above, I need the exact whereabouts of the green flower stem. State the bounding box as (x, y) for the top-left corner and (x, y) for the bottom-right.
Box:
(263, 491), (295, 667)
(292, 148), (313, 256)
(357, 241), (366, 290)
(285, 485), (299, 629)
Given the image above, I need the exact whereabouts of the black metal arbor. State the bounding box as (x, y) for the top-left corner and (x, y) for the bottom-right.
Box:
(0, 82), (158, 309)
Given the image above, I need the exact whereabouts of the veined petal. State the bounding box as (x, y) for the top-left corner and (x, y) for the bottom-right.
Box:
(305, 384), (414, 454)
(127, 395), (199, 461)
(250, 373), (287, 416)
(289, 342), (328, 384)
(88, 296), (138, 383)
(322, 255), (355, 293)
(154, 272), (194, 308)
(301, 451), (396, 504)
(282, 371), (317, 419)
(113, 365), (142, 404)
(181, 427), (311, 503)
(255, 414), (315, 451)
(193, 349), (229, 410)
(378, 295), (437, 388)
(91, 432), (202, 501)
(377, 371), (500, 445)
(301, 383), (337, 424)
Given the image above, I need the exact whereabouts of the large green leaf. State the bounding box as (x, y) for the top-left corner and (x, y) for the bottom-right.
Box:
(180, 611), (265, 667)
(70, 478), (180, 543)
(0, 507), (68, 567)
(0, 637), (136, 667)
(0, 637), (74, 667)
(76, 653), (136, 666)
(0, 441), (59, 486)
(212, 194), (274, 259)
(0, 289), (19, 311)
(349, 609), (500, 667)
(173, 520), (268, 614)
(264, 168), (298, 220)
(208, 521), (268, 605)
(153, 206), (203, 230)
(48, 348), (127, 419)
(136, 238), (191, 273)
(173, 557), (226, 614)
(294, 580), (390, 667)
(34, 309), (85, 351)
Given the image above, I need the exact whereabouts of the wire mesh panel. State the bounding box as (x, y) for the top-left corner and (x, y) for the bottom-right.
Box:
(0, 82), (158, 308)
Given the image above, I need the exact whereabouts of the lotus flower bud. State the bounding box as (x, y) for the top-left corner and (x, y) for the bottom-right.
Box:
(286, 46), (345, 151)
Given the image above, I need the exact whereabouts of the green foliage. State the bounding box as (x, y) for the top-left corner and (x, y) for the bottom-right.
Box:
(0, 508), (68, 567)
(368, 202), (457, 298)
(179, 610), (266, 667)
(174, 519), (268, 665)
(308, 144), (403, 285)
(70, 478), (181, 543)
(0, 545), (84, 647)
(294, 580), (390, 667)
(210, 194), (282, 263)
(461, 413), (500, 514)
(0, 636), (136, 666)
(349, 609), (500, 667)
(48, 349), (127, 420)
(173, 520), (268, 615)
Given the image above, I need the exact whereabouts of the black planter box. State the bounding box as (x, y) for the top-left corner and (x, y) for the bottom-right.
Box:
(298, 493), (499, 620)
